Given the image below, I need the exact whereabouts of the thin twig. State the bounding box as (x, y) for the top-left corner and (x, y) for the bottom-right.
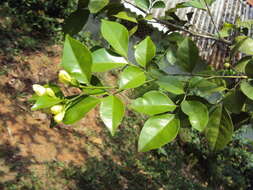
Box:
(202, 0), (221, 39)
(122, 0), (232, 45)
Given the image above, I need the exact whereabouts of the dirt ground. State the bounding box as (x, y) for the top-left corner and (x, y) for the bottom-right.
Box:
(0, 45), (107, 183)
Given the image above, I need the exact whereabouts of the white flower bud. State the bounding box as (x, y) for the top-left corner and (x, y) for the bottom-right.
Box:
(46, 88), (55, 97)
(54, 111), (65, 123)
(58, 70), (72, 84)
(50, 105), (64, 115)
(32, 84), (46, 96)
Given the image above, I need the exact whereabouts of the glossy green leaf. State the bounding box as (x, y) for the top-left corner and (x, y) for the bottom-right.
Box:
(100, 95), (125, 136)
(181, 0), (215, 10)
(156, 76), (185, 95)
(92, 48), (128, 72)
(131, 91), (177, 116)
(31, 95), (62, 111)
(113, 11), (137, 23)
(101, 20), (129, 57)
(223, 90), (245, 114)
(205, 105), (234, 151)
(88, 0), (109, 13)
(181, 100), (209, 132)
(241, 80), (253, 100)
(63, 9), (89, 36)
(152, 1), (166, 8)
(119, 66), (146, 89)
(134, 0), (150, 10)
(138, 114), (180, 152)
(176, 37), (199, 72)
(135, 36), (156, 67)
(62, 35), (92, 84)
(63, 96), (100, 124)
(234, 56), (252, 73)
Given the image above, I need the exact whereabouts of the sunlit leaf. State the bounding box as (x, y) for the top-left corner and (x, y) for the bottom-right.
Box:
(63, 96), (100, 124)
(92, 48), (128, 72)
(101, 20), (129, 57)
(100, 95), (125, 136)
(135, 36), (156, 67)
(31, 96), (62, 111)
(62, 35), (92, 84)
(119, 66), (146, 89)
(134, 0), (150, 10)
(131, 91), (177, 116)
(88, 0), (109, 13)
(138, 114), (180, 152)
(113, 11), (137, 23)
(181, 100), (209, 132)
(240, 80), (253, 100)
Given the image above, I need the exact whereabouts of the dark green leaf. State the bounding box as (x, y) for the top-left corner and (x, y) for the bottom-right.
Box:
(119, 66), (146, 89)
(156, 76), (185, 95)
(62, 35), (92, 84)
(92, 48), (128, 72)
(131, 91), (177, 116)
(101, 20), (129, 57)
(135, 36), (156, 67)
(88, 0), (109, 13)
(176, 37), (199, 72)
(63, 96), (100, 124)
(100, 95), (125, 136)
(223, 90), (246, 114)
(181, 100), (209, 132)
(31, 96), (62, 111)
(152, 1), (166, 8)
(134, 0), (150, 10)
(205, 105), (234, 151)
(63, 9), (89, 36)
(138, 114), (180, 152)
(240, 80), (253, 100)
(245, 59), (253, 77)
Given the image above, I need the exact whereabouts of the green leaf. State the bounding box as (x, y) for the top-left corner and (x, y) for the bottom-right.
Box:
(223, 90), (245, 114)
(101, 20), (129, 57)
(63, 9), (89, 36)
(152, 1), (166, 8)
(234, 56), (252, 73)
(62, 35), (92, 84)
(235, 18), (253, 30)
(31, 96), (62, 111)
(245, 59), (253, 77)
(119, 66), (146, 89)
(205, 105), (234, 151)
(63, 96), (100, 124)
(240, 80), (253, 100)
(181, 100), (209, 132)
(113, 11), (137, 23)
(166, 47), (177, 65)
(218, 23), (234, 38)
(138, 114), (180, 152)
(129, 25), (138, 36)
(92, 48), (128, 72)
(156, 76), (185, 95)
(176, 37), (199, 72)
(134, 0), (150, 10)
(181, 0), (215, 10)
(100, 95), (125, 136)
(135, 36), (156, 67)
(88, 0), (109, 13)
(233, 36), (253, 55)
(131, 91), (177, 116)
